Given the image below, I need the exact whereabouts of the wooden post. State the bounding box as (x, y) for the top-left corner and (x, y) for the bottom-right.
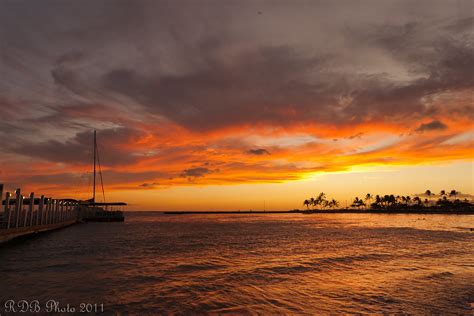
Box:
(50, 199), (56, 224)
(43, 198), (47, 225)
(15, 189), (21, 228)
(59, 200), (63, 222)
(4, 191), (11, 229)
(61, 200), (65, 222)
(37, 195), (44, 226)
(45, 198), (51, 225)
(55, 200), (60, 223)
(51, 199), (55, 224)
(58, 200), (62, 223)
(50, 199), (54, 224)
(48, 199), (52, 224)
(28, 192), (34, 227)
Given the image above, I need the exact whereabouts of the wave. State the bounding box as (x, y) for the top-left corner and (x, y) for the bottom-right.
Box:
(423, 271), (454, 280)
(173, 263), (227, 272)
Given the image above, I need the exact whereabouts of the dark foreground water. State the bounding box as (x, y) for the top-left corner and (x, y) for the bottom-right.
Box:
(0, 213), (473, 315)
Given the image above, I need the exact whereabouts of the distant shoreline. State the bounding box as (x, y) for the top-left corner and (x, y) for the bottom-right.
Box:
(164, 209), (473, 215)
(164, 211), (300, 214)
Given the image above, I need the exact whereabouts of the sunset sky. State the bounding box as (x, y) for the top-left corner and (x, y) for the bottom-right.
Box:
(0, 0), (472, 211)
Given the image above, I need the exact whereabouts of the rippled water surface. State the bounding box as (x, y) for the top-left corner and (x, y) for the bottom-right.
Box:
(1, 213), (473, 314)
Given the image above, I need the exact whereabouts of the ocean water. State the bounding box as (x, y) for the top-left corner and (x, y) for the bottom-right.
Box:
(0, 212), (473, 315)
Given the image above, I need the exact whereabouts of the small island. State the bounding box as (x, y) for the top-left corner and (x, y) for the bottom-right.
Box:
(299, 190), (474, 214)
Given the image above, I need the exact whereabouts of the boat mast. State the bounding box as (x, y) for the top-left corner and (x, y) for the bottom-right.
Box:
(93, 130), (96, 204)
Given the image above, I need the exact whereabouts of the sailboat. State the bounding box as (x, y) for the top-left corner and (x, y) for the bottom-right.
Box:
(79, 130), (126, 222)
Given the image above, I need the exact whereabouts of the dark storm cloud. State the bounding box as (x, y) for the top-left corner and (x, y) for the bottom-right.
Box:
(1, 0), (472, 132)
(10, 127), (143, 166)
(100, 45), (330, 130)
(247, 148), (271, 155)
(99, 20), (473, 130)
(415, 120), (448, 133)
(56, 51), (85, 65)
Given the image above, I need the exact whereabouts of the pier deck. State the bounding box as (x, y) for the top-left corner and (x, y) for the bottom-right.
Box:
(0, 184), (79, 244)
(0, 220), (77, 244)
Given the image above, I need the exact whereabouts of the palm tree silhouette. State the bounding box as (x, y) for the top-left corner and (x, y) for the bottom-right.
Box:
(413, 196), (422, 206)
(315, 192), (327, 210)
(365, 193), (373, 206)
(300, 190), (471, 213)
(374, 195), (381, 208)
(352, 197), (365, 209)
(323, 200), (330, 209)
(396, 195), (401, 205)
(402, 196), (411, 206)
(303, 199), (310, 210)
(449, 190), (458, 199)
(406, 196), (411, 204)
(352, 197), (359, 208)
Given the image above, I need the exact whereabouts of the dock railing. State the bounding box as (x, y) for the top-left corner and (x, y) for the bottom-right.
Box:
(0, 184), (79, 231)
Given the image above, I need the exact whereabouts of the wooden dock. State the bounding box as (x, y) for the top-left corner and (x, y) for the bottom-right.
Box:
(0, 184), (79, 244)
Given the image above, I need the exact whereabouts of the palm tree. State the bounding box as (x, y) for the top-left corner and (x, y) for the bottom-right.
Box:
(351, 197), (365, 209)
(449, 190), (458, 199)
(388, 194), (396, 207)
(309, 197), (316, 210)
(312, 197), (320, 209)
(303, 199), (310, 210)
(413, 196), (422, 206)
(374, 195), (382, 208)
(316, 192), (327, 210)
(330, 199), (339, 209)
(323, 200), (330, 209)
(400, 196), (409, 207)
(365, 193), (373, 205)
(440, 190), (446, 197)
(425, 190), (432, 198)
